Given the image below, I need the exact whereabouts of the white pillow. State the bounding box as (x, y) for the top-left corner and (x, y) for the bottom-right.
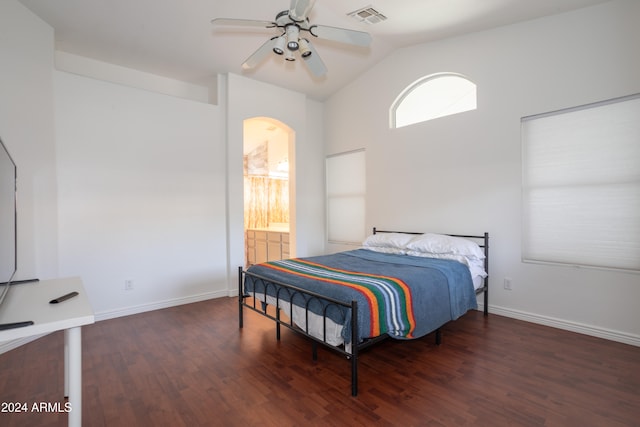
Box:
(406, 233), (485, 260)
(362, 233), (415, 250)
(363, 246), (407, 255)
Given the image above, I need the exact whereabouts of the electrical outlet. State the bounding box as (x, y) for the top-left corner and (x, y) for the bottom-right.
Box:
(504, 277), (512, 290)
(124, 279), (134, 291)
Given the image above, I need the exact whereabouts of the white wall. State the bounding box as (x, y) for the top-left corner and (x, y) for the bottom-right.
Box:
(0, 0), (59, 281)
(324, 0), (640, 345)
(297, 99), (326, 255)
(55, 51), (211, 103)
(53, 71), (225, 318)
(225, 73), (325, 292)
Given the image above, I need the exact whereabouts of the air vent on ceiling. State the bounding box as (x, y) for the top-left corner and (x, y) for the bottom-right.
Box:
(347, 6), (387, 25)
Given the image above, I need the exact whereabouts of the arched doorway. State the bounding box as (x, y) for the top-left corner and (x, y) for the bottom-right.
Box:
(243, 117), (295, 267)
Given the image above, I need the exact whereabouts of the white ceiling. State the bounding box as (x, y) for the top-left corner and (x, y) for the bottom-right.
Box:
(19, 0), (609, 101)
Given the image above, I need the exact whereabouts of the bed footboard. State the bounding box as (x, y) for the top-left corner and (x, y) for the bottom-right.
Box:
(238, 266), (361, 396)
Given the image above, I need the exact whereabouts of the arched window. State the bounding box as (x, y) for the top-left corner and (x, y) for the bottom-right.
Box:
(390, 73), (477, 128)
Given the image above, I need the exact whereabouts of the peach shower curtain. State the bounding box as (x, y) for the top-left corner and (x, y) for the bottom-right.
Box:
(244, 176), (289, 229)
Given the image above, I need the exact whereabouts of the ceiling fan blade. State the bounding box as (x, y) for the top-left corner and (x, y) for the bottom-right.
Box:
(211, 18), (276, 29)
(301, 40), (327, 77)
(289, 0), (316, 22)
(310, 25), (372, 47)
(242, 37), (279, 70)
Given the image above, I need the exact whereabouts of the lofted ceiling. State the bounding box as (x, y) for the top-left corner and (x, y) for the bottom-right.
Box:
(19, 0), (610, 101)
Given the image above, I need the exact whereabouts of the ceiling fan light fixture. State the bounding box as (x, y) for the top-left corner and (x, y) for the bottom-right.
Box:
(273, 35), (286, 55)
(286, 25), (300, 51)
(285, 49), (296, 62)
(298, 38), (312, 58)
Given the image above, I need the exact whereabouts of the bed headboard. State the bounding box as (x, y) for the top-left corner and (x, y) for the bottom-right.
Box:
(372, 227), (489, 314)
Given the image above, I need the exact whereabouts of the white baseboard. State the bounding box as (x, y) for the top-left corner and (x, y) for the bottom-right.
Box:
(484, 304), (640, 347)
(0, 290), (229, 354)
(94, 290), (229, 322)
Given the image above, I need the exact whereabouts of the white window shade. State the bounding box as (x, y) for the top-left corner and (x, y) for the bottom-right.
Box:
(326, 150), (366, 244)
(522, 94), (640, 272)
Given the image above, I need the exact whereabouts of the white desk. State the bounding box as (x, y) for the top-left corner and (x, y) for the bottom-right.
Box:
(0, 277), (94, 427)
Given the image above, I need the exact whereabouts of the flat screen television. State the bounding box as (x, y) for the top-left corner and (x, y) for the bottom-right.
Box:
(0, 136), (17, 305)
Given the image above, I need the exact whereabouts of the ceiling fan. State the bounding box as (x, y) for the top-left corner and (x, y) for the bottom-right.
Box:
(211, 0), (372, 77)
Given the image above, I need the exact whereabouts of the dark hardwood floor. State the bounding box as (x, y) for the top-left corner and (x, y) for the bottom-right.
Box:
(1, 297), (639, 426)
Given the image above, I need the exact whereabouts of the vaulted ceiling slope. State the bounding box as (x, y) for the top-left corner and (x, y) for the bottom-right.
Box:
(19, 0), (609, 101)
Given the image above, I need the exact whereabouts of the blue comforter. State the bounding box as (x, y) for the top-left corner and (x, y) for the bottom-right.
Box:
(245, 249), (478, 343)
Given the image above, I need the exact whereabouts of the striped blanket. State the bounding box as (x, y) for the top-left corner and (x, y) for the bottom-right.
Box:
(245, 249), (477, 343)
(261, 258), (417, 339)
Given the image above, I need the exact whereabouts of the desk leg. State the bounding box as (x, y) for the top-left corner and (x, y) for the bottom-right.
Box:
(64, 332), (69, 397)
(65, 327), (82, 427)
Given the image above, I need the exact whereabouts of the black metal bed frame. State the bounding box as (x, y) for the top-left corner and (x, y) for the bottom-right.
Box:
(238, 228), (489, 396)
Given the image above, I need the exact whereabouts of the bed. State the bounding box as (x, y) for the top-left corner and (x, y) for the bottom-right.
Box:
(238, 228), (489, 396)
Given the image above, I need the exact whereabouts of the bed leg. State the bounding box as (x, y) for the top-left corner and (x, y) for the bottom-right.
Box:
(276, 309), (281, 341)
(484, 286), (489, 316)
(351, 352), (358, 396)
(312, 341), (318, 361)
(351, 300), (358, 396)
(483, 233), (489, 317)
(238, 266), (244, 329)
(435, 328), (442, 345)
